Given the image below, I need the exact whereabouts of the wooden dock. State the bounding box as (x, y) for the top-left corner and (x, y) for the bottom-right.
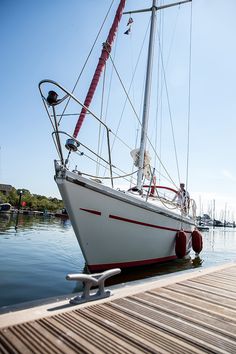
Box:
(0, 263), (236, 353)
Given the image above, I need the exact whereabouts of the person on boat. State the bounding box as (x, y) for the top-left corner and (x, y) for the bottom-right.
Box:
(173, 183), (190, 212)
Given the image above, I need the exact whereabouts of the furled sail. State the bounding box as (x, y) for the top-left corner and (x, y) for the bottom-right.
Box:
(73, 0), (126, 138)
(130, 148), (151, 180)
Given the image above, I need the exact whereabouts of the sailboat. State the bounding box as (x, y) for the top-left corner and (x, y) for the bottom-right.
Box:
(39, 0), (202, 272)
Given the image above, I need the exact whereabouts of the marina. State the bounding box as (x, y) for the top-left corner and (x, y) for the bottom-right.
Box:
(0, 263), (236, 353)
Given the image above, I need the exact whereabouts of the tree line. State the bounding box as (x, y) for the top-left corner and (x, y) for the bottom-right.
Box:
(0, 187), (64, 212)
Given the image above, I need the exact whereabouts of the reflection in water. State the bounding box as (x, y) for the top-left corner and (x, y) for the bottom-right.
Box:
(0, 213), (235, 308)
(106, 258), (194, 287)
(0, 213), (11, 230)
(72, 256), (204, 294)
(0, 213), (71, 232)
(191, 256), (203, 268)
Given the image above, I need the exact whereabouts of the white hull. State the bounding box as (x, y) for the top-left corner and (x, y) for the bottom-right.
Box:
(56, 170), (195, 271)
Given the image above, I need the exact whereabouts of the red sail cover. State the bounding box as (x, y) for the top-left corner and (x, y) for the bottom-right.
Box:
(73, 0), (126, 138)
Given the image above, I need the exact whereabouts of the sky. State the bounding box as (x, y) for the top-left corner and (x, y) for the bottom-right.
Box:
(1, 0), (236, 219)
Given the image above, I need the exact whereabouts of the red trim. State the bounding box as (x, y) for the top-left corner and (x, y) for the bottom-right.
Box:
(143, 185), (177, 193)
(88, 255), (177, 272)
(109, 214), (192, 233)
(80, 208), (101, 215)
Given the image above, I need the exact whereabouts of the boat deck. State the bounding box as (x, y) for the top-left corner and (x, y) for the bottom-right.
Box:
(0, 263), (236, 353)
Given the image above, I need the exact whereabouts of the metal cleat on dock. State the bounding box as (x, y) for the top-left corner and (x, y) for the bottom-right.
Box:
(66, 268), (121, 304)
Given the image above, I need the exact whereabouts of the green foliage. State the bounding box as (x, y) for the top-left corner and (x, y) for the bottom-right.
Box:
(2, 188), (64, 211)
(7, 188), (18, 206)
(0, 192), (8, 203)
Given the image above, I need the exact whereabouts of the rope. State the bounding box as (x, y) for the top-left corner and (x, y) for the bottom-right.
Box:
(58, 0), (115, 125)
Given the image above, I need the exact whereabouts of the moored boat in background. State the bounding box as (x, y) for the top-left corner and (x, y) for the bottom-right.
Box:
(0, 203), (11, 212)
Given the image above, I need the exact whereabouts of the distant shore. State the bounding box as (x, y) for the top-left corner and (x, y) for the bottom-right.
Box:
(0, 209), (69, 219)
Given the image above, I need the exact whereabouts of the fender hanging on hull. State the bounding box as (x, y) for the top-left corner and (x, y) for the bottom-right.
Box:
(175, 231), (187, 259)
(192, 230), (203, 254)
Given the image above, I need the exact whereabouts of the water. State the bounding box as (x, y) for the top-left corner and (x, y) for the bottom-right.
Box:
(0, 214), (84, 309)
(0, 213), (236, 310)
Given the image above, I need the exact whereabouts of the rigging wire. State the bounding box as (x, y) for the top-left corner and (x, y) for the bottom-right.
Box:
(72, 149), (140, 186)
(131, 73), (146, 187)
(96, 63), (107, 176)
(97, 32), (119, 176)
(130, 33), (136, 120)
(77, 142), (175, 187)
(103, 19), (151, 155)
(108, 52), (143, 145)
(128, 24), (138, 187)
(58, 0), (115, 126)
(105, 14), (180, 188)
(154, 3), (164, 180)
(107, 44), (177, 187)
(154, 3), (180, 183)
(104, 36), (119, 126)
(185, 1), (193, 192)
(156, 21), (181, 185)
(61, 3), (185, 190)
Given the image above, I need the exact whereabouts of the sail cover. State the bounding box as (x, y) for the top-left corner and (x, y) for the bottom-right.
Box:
(73, 0), (126, 138)
(131, 148), (151, 180)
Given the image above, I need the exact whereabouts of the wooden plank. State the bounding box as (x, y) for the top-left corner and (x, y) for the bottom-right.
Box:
(108, 297), (236, 353)
(148, 287), (236, 322)
(81, 303), (204, 354)
(198, 273), (236, 286)
(166, 283), (236, 309)
(0, 327), (35, 354)
(28, 321), (77, 354)
(0, 264), (236, 353)
(188, 277), (236, 293)
(131, 291), (236, 339)
(181, 279), (236, 300)
(207, 272), (236, 280)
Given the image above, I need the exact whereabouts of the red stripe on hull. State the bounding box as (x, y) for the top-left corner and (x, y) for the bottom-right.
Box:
(80, 208), (101, 215)
(109, 214), (192, 233)
(88, 255), (177, 272)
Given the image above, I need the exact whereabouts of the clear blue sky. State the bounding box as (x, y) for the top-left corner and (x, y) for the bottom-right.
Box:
(1, 0), (236, 219)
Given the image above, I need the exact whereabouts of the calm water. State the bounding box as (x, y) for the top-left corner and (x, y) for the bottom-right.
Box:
(0, 213), (236, 310)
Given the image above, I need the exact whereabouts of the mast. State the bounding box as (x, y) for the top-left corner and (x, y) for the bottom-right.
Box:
(137, 0), (157, 190)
